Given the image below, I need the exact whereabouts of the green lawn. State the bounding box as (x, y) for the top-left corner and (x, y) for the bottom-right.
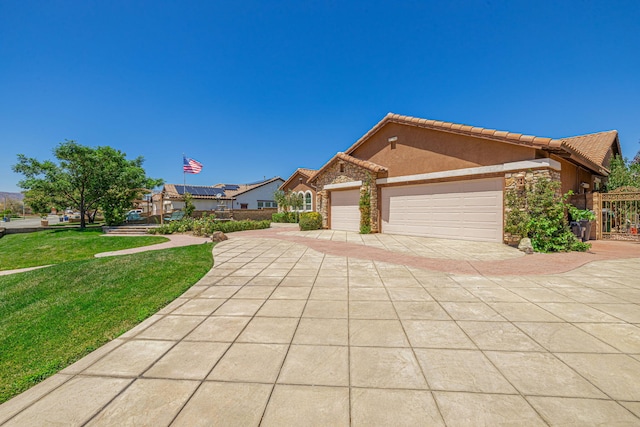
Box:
(0, 228), (168, 271)
(0, 243), (214, 403)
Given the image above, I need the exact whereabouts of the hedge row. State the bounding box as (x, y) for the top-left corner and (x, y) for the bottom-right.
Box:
(149, 216), (270, 236)
(271, 212), (298, 223)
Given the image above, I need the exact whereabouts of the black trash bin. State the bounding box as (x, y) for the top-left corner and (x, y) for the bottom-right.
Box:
(579, 220), (592, 242)
(570, 221), (584, 241)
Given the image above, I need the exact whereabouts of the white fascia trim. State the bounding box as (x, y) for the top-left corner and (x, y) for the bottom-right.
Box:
(324, 180), (363, 190)
(376, 158), (561, 185)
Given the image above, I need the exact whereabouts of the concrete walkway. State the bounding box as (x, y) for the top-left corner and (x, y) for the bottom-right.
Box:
(95, 234), (210, 258)
(2, 232), (640, 425)
(0, 234), (209, 276)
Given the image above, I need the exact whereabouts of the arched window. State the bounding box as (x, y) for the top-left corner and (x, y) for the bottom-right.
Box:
(304, 191), (312, 211)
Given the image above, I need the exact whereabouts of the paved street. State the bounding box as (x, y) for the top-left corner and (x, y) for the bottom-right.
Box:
(0, 215), (55, 229)
(1, 231), (640, 426)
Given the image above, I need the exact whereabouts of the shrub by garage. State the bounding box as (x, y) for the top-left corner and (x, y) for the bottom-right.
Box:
(299, 212), (322, 231)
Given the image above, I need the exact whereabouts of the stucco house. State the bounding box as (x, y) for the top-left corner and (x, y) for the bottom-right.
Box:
(161, 177), (284, 213)
(279, 168), (317, 212)
(308, 113), (621, 243)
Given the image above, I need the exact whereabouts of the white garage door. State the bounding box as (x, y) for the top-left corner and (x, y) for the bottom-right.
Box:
(330, 189), (360, 232)
(381, 178), (503, 242)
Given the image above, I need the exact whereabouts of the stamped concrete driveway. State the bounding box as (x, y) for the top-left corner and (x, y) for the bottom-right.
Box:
(2, 232), (640, 426)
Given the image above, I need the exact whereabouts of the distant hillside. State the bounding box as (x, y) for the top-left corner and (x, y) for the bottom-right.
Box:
(0, 192), (23, 200)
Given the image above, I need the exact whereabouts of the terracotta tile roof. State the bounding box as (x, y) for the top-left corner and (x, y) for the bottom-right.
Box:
(309, 152), (387, 183)
(559, 130), (620, 171)
(344, 112), (619, 173)
(280, 168), (318, 190)
(335, 152), (388, 172)
(344, 113), (563, 155)
(297, 168), (317, 178)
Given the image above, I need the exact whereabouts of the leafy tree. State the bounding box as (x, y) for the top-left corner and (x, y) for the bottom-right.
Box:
(287, 190), (304, 222)
(273, 190), (288, 211)
(606, 154), (640, 191)
(1, 198), (25, 216)
(273, 190), (305, 221)
(183, 192), (195, 217)
(288, 190), (303, 211)
(13, 141), (162, 228)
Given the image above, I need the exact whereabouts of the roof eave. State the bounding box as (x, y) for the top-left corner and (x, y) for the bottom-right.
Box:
(234, 176), (284, 196)
(344, 113), (563, 156)
(309, 152), (387, 183)
(279, 170), (311, 191)
(560, 146), (611, 176)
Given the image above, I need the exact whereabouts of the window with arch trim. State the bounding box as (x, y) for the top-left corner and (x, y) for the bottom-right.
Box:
(304, 191), (312, 211)
(296, 191), (304, 212)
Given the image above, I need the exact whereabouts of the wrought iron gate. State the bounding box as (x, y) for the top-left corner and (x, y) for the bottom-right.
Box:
(594, 187), (640, 241)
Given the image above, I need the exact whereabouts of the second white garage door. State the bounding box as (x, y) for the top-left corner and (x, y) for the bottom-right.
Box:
(330, 189), (360, 232)
(381, 178), (503, 242)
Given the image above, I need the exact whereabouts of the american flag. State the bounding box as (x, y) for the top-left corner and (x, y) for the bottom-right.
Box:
(183, 156), (203, 174)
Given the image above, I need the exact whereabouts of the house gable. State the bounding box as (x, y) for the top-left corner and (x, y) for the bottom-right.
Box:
(346, 113), (620, 178)
(233, 177), (284, 210)
(280, 168), (316, 193)
(349, 122), (537, 178)
(559, 130), (621, 174)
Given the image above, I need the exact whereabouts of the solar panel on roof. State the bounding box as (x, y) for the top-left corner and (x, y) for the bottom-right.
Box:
(223, 184), (240, 191)
(175, 185), (186, 195)
(175, 185), (225, 196)
(204, 187), (225, 196)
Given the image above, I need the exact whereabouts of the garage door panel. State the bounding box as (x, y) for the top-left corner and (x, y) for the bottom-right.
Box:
(464, 196), (499, 207)
(330, 189), (360, 232)
(381, 178), (503, 242)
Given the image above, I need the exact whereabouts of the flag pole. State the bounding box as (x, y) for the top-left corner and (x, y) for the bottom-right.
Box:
(183, 153), (186, 195)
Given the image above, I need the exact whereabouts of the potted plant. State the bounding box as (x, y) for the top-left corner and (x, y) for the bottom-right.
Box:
(568, 206), (596, 242)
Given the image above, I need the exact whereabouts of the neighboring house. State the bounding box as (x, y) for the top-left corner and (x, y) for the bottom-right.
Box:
(162, 184), (229, 212)
(213, 177), (284, 210)
(309, 112), (621, 243)
(279, 168), (317, 212)
(161, 177), (284, 213)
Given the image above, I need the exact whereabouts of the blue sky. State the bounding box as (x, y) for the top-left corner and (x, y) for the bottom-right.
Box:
(1, 0), (639, 193)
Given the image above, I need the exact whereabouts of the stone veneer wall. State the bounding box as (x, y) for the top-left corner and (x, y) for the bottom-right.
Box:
(503, 168), (561, 244)
(314, 160), (379, 232)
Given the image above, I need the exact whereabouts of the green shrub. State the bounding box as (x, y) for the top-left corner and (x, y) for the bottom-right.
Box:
(567, 204), (596, 221)
(359, 187), (371, 234)
(211, 219), (271, 234)
(299, 212), (322, 231)
(183, 193), (195, 217)
(505, 176), (590, 253)
(271, 212), (298, 223)
(149, 217), (270, 236)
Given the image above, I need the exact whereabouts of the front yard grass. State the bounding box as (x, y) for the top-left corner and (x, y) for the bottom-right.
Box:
(0, 243), (213, 403)
(0, 228), (168, 271)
